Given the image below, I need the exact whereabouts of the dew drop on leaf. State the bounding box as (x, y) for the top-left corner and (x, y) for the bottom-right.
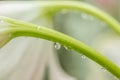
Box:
(54, 42), (61, 50)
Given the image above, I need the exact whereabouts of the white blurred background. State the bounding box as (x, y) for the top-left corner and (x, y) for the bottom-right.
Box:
(0, 1), (119, 80)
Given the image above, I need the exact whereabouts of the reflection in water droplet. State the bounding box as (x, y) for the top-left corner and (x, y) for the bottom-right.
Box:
(54, 42), (61, 50)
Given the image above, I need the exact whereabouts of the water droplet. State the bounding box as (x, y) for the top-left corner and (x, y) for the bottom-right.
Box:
(81, 13), (89, 19)
(100, 67), (104, 70)
(100, 67), (106, 72)
(64, 46), (72, 50)
(64, 46), (68, 50)
(81, 55), (86, 59)
(54, 42), (61, 50)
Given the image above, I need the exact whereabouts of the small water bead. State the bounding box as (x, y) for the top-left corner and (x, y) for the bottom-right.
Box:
(81, 55), (86, 59)
(81, 13), (98, 21)
(100, 67), (106, 72)
(81, 13), (89, 19)
(100, 67), (104, 70)
(64, 46), (68, 50)
(54, 42), (61, 50)
(64, 46), (72, 50)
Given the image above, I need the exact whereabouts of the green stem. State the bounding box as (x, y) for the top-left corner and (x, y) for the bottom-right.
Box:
(0, 2), (120, 79)
(41, 1), (120, 34)
(8, 25), (120, 78)
(2, 15), (119, 78)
